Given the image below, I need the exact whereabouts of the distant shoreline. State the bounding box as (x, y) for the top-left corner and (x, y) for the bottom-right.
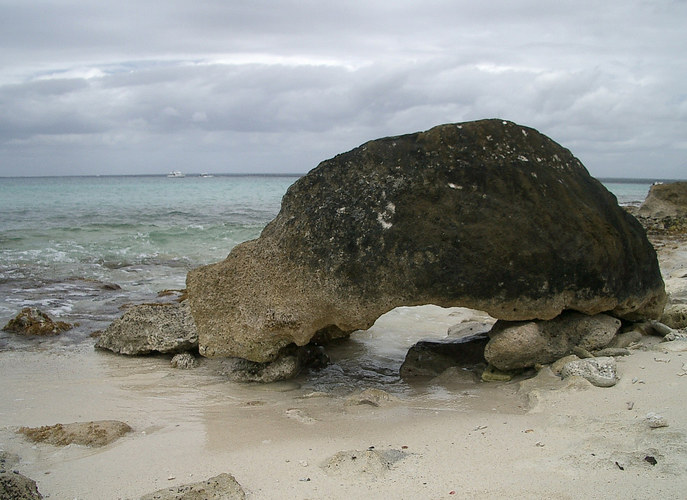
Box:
(1, 174), (686, 181)
(0, 172), (306, 180)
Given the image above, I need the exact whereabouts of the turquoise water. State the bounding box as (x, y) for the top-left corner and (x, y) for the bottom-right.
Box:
(0, 175), (298, 345)
(0, 174), (656, 348)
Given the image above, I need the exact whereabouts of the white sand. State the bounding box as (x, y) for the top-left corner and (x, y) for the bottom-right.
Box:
(2, 243), (687, 499)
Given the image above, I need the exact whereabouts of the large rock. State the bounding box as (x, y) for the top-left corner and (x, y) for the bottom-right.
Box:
(187, 119), (665, 363)
(638, 181), (687, 218)
(484, 312), (621, 370)
(95, 302), (197, 355)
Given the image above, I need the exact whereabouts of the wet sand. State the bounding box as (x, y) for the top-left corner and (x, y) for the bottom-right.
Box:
(2, 241), (687, 499)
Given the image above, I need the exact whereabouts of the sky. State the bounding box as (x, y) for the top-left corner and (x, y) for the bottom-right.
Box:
(1, 0), (685, 178)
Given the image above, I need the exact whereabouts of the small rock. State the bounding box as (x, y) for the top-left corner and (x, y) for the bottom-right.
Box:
(653, 339), (687, 352)
(140, 472), (245, 500)
(560, 357), (618, 387)
(170, 352), (196, 369)
(571, 346), (595, 359)
(321, 449), (406, 479)
(663, 330), (687, 342)
(646, 412), (669, 429)
(648, 320), (674, 337)
(481, 364), (516, 382)
(661, 304), (687, 329)
(18, 420), (132, 447)
(607, 330), (643, 349)
(0, 471), (43, 500)
(2, 307), (72, 336)
(219, 345), (328, 383)
(345, 388), (400, 407)
(550, 355), (580, 375)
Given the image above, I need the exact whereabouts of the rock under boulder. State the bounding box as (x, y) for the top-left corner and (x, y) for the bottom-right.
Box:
(218, 345), (328, 383)
(661, 304), (687, 329)
(187, 119), (665, 363)
(95, 302), (197, 355)
(638, 181), (687, 218)
(484, 311), (621, 370)
(2, 307), (72, 336)
(399, 333), (488, 379)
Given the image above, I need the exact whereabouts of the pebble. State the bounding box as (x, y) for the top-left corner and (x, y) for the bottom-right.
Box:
(646, 412), (669, 428)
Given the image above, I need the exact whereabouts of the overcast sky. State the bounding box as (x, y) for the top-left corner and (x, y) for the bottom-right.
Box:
(1, 1), (685, 178)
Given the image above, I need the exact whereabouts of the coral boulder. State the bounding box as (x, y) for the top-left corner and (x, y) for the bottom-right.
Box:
(187, 119), (665, 362)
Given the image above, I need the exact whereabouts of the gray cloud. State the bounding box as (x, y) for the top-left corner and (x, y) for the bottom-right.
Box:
(0, 0), (685, 177)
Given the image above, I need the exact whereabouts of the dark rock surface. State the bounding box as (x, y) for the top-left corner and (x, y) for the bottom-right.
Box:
(2, 307), (72, 336)
(218, 345), (328, 383)
(95, 302), (197, 355)
(0, 471), (43, 500)
(188, 119), (665, 363)
(400, 333), (488, 379)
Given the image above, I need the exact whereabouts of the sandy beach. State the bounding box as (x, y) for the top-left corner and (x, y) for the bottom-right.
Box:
(2, 234), (687, 499)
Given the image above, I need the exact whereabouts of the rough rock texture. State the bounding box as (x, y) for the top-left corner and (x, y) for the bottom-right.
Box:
(661, 304), (687, 329)
(187, 119), (665, 362)
(638, 182), (687, 218)
(95, 302), (197, 355)
(218, 345), (328, 383)
(560, 357), (618, 387)
(171, 352), (197, 369)
(2, 307), (72, 336)
(0, 472), (43, 500)
(140, 472), (245, 500)
(321, 449), (407, 480)
(18, 420), (132, 447)
(399, 333), (488, 379)
(0, 451), (20, 471)
(484, 312), (621, 370)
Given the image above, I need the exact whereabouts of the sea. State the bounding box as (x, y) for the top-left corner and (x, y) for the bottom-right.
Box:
(0, 174), (670, 387)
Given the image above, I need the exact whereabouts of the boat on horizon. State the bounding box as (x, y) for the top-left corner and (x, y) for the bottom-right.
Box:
(167, 171), (185, 178)
(200, 173), (214, 178)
